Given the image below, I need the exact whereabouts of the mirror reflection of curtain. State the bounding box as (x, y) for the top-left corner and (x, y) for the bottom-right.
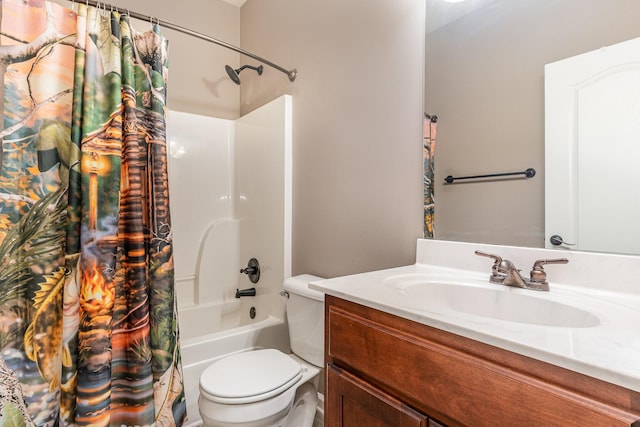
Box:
(423, 114), (437, 238)
(0, 0), (186, 425)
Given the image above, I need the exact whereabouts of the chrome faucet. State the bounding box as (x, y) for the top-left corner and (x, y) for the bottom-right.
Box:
(475, 251), (568, 291)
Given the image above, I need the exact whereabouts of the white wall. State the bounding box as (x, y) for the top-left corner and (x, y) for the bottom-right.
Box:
(241, 0), (426, 278)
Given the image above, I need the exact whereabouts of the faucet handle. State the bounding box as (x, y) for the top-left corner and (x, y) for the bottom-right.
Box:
(475, 251), (506, 283)
(529, 258), (569, 284)
(474, 250), (502, 264)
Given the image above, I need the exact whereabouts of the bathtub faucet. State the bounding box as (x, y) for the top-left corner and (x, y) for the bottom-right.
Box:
(235, 287), (256, 298)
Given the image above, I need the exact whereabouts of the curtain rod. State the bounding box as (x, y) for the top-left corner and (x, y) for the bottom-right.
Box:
(77, 0), (298, 82)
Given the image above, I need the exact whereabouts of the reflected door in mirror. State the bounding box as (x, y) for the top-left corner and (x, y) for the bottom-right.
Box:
(545, 36), (640, 255)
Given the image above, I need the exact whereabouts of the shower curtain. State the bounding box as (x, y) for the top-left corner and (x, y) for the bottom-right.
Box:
(423, 115), (437, 238)
(0, 1), (185, 425)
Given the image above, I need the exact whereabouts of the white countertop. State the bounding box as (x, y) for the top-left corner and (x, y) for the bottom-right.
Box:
(310, 239), (640, 393)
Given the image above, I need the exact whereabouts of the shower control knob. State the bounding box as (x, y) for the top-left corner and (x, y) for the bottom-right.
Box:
(240, 258), (260, 283)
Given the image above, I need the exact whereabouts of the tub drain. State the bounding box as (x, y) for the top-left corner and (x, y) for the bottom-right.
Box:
(249, 306), (256, 319)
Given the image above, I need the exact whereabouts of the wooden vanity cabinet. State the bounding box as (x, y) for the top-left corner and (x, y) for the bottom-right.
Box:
(325, 295), (640, 427)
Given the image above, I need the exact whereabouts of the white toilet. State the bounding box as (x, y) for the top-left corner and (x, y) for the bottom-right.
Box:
(198, 274), (325, 427)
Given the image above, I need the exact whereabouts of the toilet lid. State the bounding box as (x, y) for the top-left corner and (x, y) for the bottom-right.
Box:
(200, 349), (303, 404)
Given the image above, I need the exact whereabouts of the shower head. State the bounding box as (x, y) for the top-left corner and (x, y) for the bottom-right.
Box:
(225, 64), (264, 85)
(225, 65), (241, 84)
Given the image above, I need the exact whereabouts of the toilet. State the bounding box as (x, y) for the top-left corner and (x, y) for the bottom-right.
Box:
(198, 274), (325, 427)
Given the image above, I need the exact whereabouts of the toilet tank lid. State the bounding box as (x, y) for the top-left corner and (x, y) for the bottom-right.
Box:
(283, 274), (325, 301)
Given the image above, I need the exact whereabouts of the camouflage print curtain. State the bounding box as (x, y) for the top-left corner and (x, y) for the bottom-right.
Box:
(423, 114), (437, 238)
(0, 1), (186, 425)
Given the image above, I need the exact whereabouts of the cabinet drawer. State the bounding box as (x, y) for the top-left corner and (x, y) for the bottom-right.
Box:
(327, 297), (640, 427)
(327, 364), (428, 427)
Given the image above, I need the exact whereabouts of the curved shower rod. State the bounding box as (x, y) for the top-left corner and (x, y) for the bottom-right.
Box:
(79, 0), (298, 82)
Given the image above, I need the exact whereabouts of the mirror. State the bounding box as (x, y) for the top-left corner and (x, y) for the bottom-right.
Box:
(425, 0), (640, 254)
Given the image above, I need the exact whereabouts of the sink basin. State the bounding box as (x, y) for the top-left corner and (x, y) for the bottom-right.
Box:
(398, 282), (600, 328)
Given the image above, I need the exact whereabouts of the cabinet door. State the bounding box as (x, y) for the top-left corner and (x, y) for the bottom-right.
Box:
(327, 364), (428, 427)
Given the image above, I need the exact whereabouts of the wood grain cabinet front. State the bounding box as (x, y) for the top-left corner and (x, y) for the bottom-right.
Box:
(327, 364), (429, 427)
(325, 295), (640, 427)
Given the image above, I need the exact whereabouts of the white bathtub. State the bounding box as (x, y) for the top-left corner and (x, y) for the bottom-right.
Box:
(179, 303), (290, 426)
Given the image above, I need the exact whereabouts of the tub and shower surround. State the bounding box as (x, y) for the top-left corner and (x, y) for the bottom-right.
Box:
(167, 96), (293, 424)
(168, 95), (292, 323)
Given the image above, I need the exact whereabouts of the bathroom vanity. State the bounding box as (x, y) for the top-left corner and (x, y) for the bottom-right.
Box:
(312, 240), (640, 426)
(325, 295), (639, 426)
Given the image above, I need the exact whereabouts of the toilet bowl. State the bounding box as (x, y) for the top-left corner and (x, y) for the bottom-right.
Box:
(198, 275), (324, 427)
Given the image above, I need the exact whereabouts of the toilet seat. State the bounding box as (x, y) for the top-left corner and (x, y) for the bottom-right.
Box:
(200, 349), (303, 404)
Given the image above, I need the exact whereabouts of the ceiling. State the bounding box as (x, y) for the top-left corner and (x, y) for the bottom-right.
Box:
(222, 0), (488, 32)
(222, 0), (246, 7)
(426, 0), (490, 33)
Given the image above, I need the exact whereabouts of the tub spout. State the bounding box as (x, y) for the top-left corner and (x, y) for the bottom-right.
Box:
(235, 287), (256, 298)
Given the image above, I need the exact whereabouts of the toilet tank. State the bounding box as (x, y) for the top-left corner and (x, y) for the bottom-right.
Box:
(283, 275), (325, 367)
